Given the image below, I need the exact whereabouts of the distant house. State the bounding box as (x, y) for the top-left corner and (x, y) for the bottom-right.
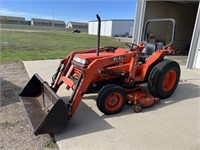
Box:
(88, 19), (134, 37)
(31, 18), (66, 28)
(0, 16), (25, 24)
(66, 21), (88, 29)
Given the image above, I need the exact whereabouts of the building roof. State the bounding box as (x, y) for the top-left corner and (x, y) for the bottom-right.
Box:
(89, 19), (134, 22)
(31, 18), (66, 24)
(0, 16), (25, 21)
(67, 21), (88, 26)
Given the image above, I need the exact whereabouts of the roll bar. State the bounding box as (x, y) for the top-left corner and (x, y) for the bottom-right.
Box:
(142, 18), (176, 49)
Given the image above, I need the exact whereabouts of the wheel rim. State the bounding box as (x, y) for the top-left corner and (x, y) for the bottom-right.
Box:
(135, 105), (142, 113)
(162, 70), (176, 91)
(105, 93), (123, 112)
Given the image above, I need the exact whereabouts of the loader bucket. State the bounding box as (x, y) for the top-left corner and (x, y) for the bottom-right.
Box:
(19, 74), (69, 135)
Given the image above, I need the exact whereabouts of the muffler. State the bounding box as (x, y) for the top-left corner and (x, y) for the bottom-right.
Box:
(19, 74), (69, 135)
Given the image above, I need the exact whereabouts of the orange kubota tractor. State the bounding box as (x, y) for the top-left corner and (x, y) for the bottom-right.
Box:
(19, 15), (180, 135)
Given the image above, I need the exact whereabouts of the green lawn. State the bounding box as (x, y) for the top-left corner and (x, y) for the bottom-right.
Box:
(1, 29), (126, 62)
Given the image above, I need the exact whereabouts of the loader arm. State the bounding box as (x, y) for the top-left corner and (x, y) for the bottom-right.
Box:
(52, 47), (118, 92)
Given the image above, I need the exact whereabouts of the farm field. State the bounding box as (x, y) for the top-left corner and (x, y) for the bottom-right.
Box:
(1, 28), (126, 62)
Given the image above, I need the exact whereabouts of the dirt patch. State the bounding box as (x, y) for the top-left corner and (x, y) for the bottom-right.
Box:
(0, 62), (59, 150)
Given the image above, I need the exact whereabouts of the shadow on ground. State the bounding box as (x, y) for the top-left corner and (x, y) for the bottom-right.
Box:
(84, 79), (200, 116)
(144, 80), (200, 112)
(55, 101), (113, 140)
(0, 78), (22, 107)
(55, 79), (199, 140)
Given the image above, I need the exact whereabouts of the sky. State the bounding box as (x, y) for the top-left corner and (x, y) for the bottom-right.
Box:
(0, 0), (137, 23)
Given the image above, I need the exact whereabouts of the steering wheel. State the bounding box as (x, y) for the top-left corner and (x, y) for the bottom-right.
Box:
(102, 46), (118, 52)
(125, 42), (140, 51)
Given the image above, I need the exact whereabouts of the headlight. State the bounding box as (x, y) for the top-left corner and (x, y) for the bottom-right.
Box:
(73, 56), (89, 65)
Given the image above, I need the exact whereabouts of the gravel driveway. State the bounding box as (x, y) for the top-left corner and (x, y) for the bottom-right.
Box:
(0, 62), (59, 150)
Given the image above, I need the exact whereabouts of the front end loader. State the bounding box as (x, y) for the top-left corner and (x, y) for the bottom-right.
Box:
(19, 15), (180, 135)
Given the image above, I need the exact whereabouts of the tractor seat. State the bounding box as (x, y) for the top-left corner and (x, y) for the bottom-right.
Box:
(139, 43), (156, 62)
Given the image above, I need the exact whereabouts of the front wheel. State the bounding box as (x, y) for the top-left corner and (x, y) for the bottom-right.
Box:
(148, 59), (180, 99)
(96, 84), (126, 115)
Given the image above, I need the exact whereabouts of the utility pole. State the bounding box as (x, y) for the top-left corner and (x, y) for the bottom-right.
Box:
(52, 10), (55, 30)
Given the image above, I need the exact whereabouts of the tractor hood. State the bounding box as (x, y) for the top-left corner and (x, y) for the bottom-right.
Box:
(73, 52), (115, 65)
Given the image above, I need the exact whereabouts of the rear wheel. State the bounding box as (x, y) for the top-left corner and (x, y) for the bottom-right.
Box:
(148, 59), (180, 99)
(96, 84), (126, 115)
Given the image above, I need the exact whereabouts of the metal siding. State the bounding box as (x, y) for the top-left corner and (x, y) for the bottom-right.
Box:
(129, 26), (133, 36)
(101, 21), (106, 35)
(112, 21), (134, 37)
(94, 22), (98, 35)
(132, 0), (146, 44)
(88, 21), (98, 35)
(88, 21), (112, 36)
(195, 37), (200, 68)
(89, 20), (133, 37)
(187, 1), (200, 69)
(101, 21), (111, 36)
(105, 21), (112, 36)
(95, 21), (112, 36)
(88, 22), (92, 34)
(102, 21), (105, 36)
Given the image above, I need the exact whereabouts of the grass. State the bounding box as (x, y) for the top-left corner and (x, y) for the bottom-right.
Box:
(44, 139), (57, 149)
(0, 28), (126, 62)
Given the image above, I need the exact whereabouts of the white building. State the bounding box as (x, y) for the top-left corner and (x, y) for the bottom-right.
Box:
(133, 0), (200, 69)
(88, 19), (134, 37)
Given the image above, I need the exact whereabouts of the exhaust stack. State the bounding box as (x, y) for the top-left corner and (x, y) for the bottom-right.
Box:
(96, 14), (101, 56)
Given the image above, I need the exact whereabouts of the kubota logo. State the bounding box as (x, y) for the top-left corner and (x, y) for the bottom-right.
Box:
(110, 55), (126, 61)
